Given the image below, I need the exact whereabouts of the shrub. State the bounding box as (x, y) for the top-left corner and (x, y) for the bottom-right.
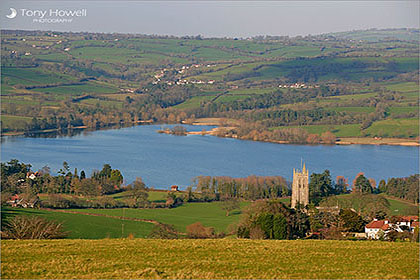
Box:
(41, 194), (73, 208)
(96, 196), (118, 208)
(186, 222), (219, 239)
(249, 226), (265, 239)
(1, 215), (67, 239)
(149, 223), (179, 239)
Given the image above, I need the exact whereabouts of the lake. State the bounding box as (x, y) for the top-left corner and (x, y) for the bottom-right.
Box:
(1, 124), (418, 190)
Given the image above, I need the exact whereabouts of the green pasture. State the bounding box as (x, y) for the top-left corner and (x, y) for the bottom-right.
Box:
(273, 124), (362, 138)
(388, 106), (418, 116)
(1, 207), (154, 239)
(385, 81), (419, 93)
(364, 118), (419, 138)
(1, 115), (32, 131)
(174, 95), (217, 109)
(71, 201), (249, 233)
(31, 82), (118, 96)
(321, 193), (418, 216)
(215, 94), (251, 103)
(380, 194), (420, 215)
(331, 106), (375, 113)
(2, 67), (76, 86)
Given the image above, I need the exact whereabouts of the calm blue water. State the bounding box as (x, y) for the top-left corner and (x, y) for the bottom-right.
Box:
(1, 125), (418, 190)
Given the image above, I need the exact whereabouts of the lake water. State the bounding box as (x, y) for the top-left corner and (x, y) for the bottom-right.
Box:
(1, 124), (418, 190)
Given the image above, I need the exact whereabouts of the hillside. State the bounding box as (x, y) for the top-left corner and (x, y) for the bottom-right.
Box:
(319, 193), (419, 216)
(2, 239), (418, 279)
(1, 199), (249, 239)
(1, 29), (418, 143)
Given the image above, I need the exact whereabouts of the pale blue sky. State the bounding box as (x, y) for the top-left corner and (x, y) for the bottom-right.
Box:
(1, 1), (419, 37)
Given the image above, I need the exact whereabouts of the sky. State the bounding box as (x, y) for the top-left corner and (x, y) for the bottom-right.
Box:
(0, 1), (419, 37)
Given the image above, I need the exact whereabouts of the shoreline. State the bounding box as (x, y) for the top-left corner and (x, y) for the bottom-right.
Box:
(2, 119), (419, 147)
(1, 120), (153, 137)
(185, 122), (420, 147)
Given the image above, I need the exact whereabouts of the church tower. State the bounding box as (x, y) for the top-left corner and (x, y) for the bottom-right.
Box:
(291, 163), (309, 209)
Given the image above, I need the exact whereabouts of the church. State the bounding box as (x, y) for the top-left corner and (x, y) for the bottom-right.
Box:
(291, 164), (309, 208)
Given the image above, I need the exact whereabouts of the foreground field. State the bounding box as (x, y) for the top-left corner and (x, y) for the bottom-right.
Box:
(2, 239), (418, 279)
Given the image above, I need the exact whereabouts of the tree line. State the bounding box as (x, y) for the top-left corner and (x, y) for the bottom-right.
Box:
(189, 175), (289, 201)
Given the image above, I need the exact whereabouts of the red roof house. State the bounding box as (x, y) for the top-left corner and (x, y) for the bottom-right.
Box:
(365, 219), (390, 239)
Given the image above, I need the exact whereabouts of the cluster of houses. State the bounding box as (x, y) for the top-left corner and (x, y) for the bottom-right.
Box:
(6, 194), (38, 208)
(365, 216), (419, 239)
(278, 83), (319, 89)
(152, 64), (216, 85)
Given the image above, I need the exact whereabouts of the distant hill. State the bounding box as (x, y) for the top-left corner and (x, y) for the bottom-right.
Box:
(326, 28), (419, 42)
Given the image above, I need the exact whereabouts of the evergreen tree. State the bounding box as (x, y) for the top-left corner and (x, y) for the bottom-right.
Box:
(354, 174), (373, 194)
(309, 170), (333, 205)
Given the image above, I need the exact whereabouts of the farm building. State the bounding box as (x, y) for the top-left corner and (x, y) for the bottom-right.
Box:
(170, 185), (179, 192)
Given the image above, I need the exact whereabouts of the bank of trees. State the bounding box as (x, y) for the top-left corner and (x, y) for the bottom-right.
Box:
(1, 159), (123, 197)
(190, 175), (289, 201)
(379, 174), (419, 203)
(237, 200), (309, 239)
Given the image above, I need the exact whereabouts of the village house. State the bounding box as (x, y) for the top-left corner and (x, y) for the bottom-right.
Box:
(365, 216), (419, 239)
(6, 194), (38, 208)
(170, 185), (179, 192)
(26, 171), (40, 180)
(365, 219), (390, 239)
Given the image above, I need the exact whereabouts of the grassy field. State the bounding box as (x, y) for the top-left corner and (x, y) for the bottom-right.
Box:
(1, 207), (154, 239)
(71, 201), (248, 233)
(379, 194), (420, 215)
(272, 117), (419, 138)
(1, 115), (33, 130)
(322, 194), (419, 216)
(273, 124), (362, 137)
(365, 118), (419, 138)
(2, 239), (418, 279)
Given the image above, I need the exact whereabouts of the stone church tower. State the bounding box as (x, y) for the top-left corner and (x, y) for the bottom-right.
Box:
(291, 164), (309, 208)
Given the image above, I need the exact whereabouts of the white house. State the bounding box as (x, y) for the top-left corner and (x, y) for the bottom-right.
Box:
(365, 219), (390, 239)
(365, 216), (419, 239)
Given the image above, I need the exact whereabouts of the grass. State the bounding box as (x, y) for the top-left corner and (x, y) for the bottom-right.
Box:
(364, 118), (419, 138)
(174, 95), (217, 109)
(322, 194), (418, 216)
(1, 67), (75, 86)
(380, 194), (420, 215)
(272, 118), (419, 138)
(331, 106), (375, 113)
(388, 106), (418, 116)
(215, 94), (251, 103)
(147, 191), (170, 202)
(385, 81), (419, 93)
(70, 202), (248, 233)
(1, 207), (154, 238)
(2, 239), (418, 279)
(1, 207), (154, 239)
(31, 82), (118, 96)
(272, 124), (362, 138)
(1, 115), (33, 130)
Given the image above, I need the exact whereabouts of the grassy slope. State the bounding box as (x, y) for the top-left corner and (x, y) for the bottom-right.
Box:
(1, 207), (154, 239)
(325, 194), (418, 215)
(379, 194), (420, 215)
(2, 239), (418, 279)
(71, 202), (249, 233)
